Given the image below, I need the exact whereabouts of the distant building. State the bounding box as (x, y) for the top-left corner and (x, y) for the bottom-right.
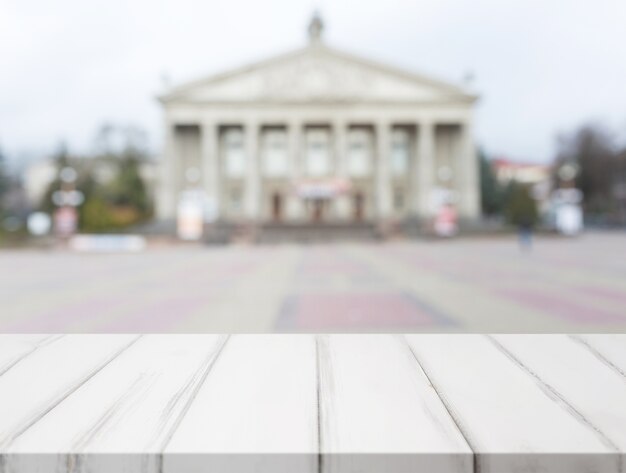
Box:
(492, 157), (554, 215)
(23, 159), (57, 207)
(157, 14), (480, 228)
(22, 157), (158, 208)
(491, 158), (551, 186)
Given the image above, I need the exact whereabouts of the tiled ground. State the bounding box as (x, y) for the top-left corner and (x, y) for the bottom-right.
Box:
(1, 232), (625, 332)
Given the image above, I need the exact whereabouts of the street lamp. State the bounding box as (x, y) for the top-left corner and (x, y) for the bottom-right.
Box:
(552, 163), (583, 236)
(52, 167), (84, 238)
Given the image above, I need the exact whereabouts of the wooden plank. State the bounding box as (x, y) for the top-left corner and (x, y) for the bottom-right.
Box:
(491, 335), (626, 456)
(5, 334), (226, 473)
(0, 335), (58, 376)
(163, 334), (318, 473)
(572, 334), (626, 377)
(318, 334), (472, 473)
(405, 334), (621, 473)
(0, 334), (138, 449)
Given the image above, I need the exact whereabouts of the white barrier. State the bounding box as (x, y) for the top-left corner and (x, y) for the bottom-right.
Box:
(69, 234), (147, 252)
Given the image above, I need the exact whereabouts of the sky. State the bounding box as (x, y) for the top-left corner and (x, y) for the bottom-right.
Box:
(2, 0), (626, 168)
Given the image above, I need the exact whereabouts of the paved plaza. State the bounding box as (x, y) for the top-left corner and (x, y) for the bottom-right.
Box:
(0, 232), (625, 333)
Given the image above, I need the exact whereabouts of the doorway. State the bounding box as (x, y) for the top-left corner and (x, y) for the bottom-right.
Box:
(272, 193), (282, 221)
(312, 199), (325, 222)
(353, 192), (364, 221)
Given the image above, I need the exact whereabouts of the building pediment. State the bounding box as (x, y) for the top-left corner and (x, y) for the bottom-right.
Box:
(160, 45), (475, 105)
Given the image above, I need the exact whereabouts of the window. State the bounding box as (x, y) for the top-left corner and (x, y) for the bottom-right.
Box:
(305, 129), (331, 177)
(391, 129), (410, 176)
(229, 188), (242, 212)
(348, 129), (372, 177)
(393, 188), (405, 211)
(223, 129), (245, 178)
(262, 130), (288, 177)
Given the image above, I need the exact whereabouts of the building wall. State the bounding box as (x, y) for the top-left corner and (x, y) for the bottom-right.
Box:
(157, 102), (480, 223)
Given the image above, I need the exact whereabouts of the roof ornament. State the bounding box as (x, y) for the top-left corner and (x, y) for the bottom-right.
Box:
(308, 11), (324, 45)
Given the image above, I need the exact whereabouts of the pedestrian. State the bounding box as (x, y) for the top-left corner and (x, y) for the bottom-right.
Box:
(518, 215), (533, 251)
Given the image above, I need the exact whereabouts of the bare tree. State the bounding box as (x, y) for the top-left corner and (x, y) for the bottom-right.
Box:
(553, 123), (624, 224)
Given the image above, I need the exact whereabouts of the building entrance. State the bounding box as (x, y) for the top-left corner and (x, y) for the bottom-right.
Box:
(312, 199), (325, 222)
(353, 192), (364, 221)
(272, 193), (282, 221)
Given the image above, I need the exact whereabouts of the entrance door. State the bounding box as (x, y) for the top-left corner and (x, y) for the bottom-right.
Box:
(353, 192), (364, 221)
(313, 199), (324, 222)
(272, 193), (282, 221)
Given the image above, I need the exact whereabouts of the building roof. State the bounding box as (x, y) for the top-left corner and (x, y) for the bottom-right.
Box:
(491, 158), (552, 185)
(159, 15), (477, 106)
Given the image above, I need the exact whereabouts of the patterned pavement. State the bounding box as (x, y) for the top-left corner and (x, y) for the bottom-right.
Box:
(1, 232), (625, 333)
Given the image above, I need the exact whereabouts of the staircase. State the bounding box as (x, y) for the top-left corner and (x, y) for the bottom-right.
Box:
(257, 221), (380, 244)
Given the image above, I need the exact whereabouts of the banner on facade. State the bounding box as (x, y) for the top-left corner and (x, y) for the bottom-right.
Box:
(177, 190), (205, 241)
(293, 178), (351, 199)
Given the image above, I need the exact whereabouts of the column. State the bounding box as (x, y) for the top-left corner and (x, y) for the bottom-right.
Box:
(244, 121), (260, 221)
(157, 119), (177, 220)
(415, 120), (435, 217)
(201, 121), (220, 220)
(333, 120), (350, 220)
(375, 121), (392, 219)
(334, 121), (348, 177)
(457, 121), (480, 219)
(287, 120), (303, 220)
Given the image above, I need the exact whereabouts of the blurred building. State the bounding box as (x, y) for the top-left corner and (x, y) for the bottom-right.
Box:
(24, 159), (57, 206)
(492, 157), (553, 216)
(23, 157), (158, 208)
(492, 158), (551, 186)
(157, 14), (480, 229)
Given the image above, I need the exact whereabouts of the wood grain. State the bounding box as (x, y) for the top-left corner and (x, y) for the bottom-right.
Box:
(317, 334), (472, 473)
(163, 334), (318, 473)
(405, 334), (621, 473)
(0, 335), (139, 449)
(5, 335), (226, 473)
(491, 334), (626, 459)
(0, 335), (59, 376)
(572, 334), (626, 378)
(0, 334), (623, 473)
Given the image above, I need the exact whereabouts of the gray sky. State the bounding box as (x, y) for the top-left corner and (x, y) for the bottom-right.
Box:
(2, 0), (626, 167)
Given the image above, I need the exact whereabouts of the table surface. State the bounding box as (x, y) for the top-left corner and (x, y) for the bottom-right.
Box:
(0, 334), (624, 473)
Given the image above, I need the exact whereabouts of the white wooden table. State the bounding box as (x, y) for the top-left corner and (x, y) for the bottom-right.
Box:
(0, 334), (624, 473)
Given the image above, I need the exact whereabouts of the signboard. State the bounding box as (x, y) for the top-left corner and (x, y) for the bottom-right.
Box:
(434, 205), (458, 237)
(27, 212), (52, 236)
(69, 235), (146, 252)
(177, 191), (204, 240)
(428, 187), (457, 214)
(52, 190), (84, 207)
(555, 204), (583, 236)
(551, 188), (584, 236)
(294, 178), (351, 199)
(552, 188), (583, 204)
(54, 207), (78, 237)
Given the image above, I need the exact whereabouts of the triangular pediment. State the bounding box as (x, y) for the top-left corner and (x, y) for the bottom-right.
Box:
(161, 44), (475, 104)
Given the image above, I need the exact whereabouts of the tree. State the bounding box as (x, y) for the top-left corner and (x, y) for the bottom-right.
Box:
(553, 124), (619, 219)
(504, 181), (538, 226)
(109, 131), (151, 216)
(39, 141), (72, 213)
(0, 146), (9, 214)
(35, 126), (154, 233)
(479, 149), (504, 216)
(80, 124), (152, 231)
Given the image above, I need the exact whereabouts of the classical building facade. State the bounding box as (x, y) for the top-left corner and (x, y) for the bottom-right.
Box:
(157, 15), (480, 228)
